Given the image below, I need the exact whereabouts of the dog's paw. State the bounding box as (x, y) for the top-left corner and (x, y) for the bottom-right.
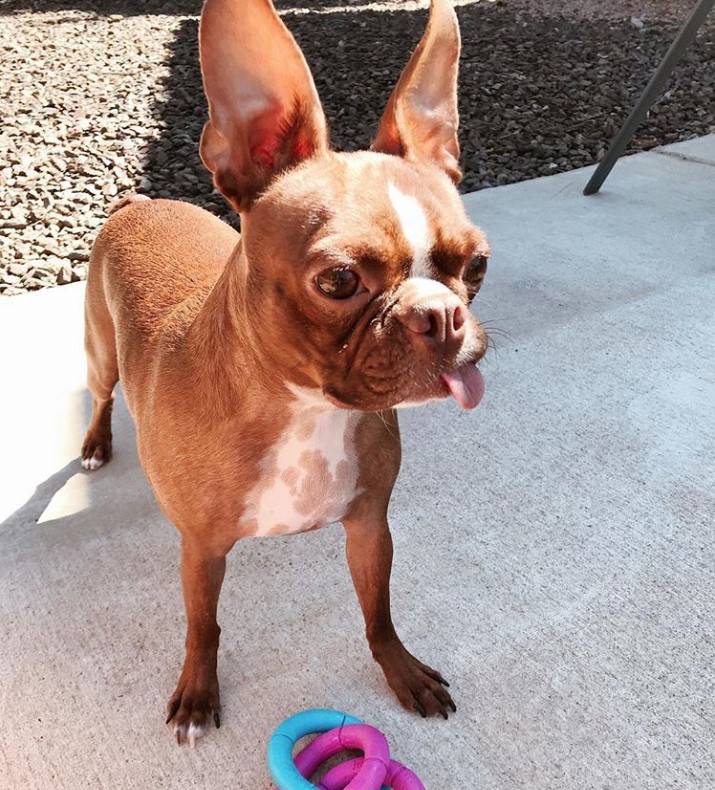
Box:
(80, 435), (111, 471)
(80, 452), (105, 471)
(166, 679), (221, 747)
(375, 642), (456, 720)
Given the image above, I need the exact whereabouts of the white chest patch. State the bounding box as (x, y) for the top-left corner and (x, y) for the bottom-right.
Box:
(242, 398), (361, 537)
(387, 181), (434, 278)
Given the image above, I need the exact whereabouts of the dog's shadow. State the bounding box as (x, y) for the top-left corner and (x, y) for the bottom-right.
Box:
(1, 389), (153, 542)
(2, 458), (88, 531)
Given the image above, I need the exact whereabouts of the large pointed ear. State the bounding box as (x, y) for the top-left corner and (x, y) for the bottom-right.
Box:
(371, 0), (462, 184)
(199, 0), (329, 213)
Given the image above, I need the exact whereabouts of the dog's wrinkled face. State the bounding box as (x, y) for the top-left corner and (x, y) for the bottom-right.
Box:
(241, 151), (490, 411)
(198, 0), (491, 410)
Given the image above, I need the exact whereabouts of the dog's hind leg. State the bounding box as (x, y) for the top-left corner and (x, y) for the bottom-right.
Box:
(81, 251), (118, 471)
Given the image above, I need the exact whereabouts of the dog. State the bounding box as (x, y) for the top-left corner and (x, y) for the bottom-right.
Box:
(81, 0), (491, 746)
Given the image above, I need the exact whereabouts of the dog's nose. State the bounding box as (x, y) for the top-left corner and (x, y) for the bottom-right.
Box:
(395, 297), (468, 350)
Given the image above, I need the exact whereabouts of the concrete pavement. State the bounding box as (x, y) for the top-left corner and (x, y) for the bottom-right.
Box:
(1, 137), (714, 789)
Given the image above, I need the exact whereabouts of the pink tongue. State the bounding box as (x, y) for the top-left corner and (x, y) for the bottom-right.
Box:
(441, 365), (485, 410)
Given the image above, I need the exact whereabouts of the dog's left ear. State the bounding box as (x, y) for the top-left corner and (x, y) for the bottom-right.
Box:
(371, 0), (462, 184)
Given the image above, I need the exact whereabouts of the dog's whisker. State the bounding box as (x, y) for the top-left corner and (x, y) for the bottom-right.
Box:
(484, 327), (510, 339)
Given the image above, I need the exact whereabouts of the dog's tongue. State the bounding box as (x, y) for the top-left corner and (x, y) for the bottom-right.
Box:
(441, 364), (485, 410)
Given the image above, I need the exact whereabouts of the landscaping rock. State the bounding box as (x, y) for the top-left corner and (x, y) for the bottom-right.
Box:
(1, 0), (713, 295)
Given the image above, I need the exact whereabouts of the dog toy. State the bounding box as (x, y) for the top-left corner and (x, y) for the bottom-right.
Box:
(267, 709), (426, 790)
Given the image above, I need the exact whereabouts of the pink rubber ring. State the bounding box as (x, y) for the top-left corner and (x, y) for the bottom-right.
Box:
(320, 758), (426, 790)
(292, 723), (389, 790)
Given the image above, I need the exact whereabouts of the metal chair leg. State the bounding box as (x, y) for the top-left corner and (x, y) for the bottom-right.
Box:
(583, 0), (715, 195)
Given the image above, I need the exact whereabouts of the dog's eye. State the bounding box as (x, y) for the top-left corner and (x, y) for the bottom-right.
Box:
(464, 255), (488, 296)
(315, 267), (361, 299)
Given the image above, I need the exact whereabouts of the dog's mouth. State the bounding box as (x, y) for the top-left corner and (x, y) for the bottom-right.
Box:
(322, 362), (485, 411)
(440, 363), (485, 410)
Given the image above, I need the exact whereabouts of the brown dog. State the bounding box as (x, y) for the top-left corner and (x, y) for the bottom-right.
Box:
(81, 0), (490, 745)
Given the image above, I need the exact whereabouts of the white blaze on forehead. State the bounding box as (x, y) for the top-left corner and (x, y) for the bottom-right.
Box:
(387, 182), (433, 278)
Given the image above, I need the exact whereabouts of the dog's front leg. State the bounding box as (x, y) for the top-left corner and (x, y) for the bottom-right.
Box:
(343, 513), (456, 719)
(166, 537), (226, 745)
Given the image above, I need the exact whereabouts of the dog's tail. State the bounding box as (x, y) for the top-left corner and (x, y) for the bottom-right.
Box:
(108, 193), (152, 215)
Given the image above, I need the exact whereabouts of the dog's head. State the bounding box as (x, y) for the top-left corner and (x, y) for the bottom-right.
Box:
(199, 0), (490, 411)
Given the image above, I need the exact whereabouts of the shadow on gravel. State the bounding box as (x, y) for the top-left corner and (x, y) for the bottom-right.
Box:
(16, 0), (708, 215)
(141, 0), (714, 212)
(138, 4), (433, 223)
(138, 17), (224, 220)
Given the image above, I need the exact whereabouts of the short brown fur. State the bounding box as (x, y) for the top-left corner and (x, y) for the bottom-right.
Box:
(82, 0), (490, 743)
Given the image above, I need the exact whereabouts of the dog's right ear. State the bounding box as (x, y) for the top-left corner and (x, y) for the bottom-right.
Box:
(199, 0), (329, 213)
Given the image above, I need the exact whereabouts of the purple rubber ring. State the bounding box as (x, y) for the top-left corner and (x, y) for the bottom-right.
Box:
(291, 723), (390, 790)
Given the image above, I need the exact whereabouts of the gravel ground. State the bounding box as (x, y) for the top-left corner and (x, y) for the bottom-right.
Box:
(1, 0), (714, 295)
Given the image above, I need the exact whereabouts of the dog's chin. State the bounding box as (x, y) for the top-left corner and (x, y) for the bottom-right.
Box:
(321, 362), (485, 413)
(321, 387), (397, 412)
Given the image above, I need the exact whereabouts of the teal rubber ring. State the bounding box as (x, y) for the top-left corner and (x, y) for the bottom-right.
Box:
(267, 708), (362, 789)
